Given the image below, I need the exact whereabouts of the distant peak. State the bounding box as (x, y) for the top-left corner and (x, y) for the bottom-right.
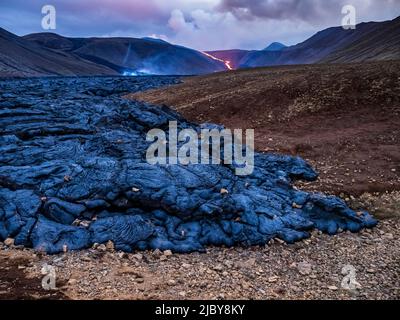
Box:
(263, 42), (287, 51)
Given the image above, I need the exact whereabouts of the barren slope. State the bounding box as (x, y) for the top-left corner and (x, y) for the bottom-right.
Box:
(128, 61), (400, 209)
(24, 33), (228, 75)
(240, 17), (400, 68)
(0, 28), (116, 77)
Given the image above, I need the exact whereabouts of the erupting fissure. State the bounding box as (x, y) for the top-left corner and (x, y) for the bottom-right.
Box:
(202, 52), (233, 71)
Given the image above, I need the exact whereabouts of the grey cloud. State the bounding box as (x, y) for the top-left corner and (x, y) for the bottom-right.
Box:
(217, 0), (400, 22)
(218, 0), (337, 21)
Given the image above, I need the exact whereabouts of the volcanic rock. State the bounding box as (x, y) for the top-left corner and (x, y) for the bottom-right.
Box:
(0, 76), (376, 254)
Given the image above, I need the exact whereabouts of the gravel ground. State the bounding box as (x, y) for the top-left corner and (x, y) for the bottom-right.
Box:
(1, 63), (399, 300)
(1, 218), (398, 300)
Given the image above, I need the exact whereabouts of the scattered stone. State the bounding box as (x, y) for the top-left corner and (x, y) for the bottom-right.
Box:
(297, 261), (312, 275)
(97, 244), (107, 252)
(224, 260), (234, 268)
(106, 240), (115, 251)
(118, 252), (128, 259)
(163, 250), (173, 257)
(4, 238), (14, 247)
(213, 264), (224, 272)
(246, 258), (256, 266)
(80, 220), (90, 228)
(131, 253), (143, 261)
(118, 267), (141, 277)
(1, 218), (399, 300)
(292, 203), (303, 209)
(167, 279), (176, 286)
(178, 291), (187, 297)
(383, 233), (394, 240)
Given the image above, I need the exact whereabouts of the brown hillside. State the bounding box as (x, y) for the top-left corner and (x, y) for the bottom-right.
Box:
(127, 61), (400, 207)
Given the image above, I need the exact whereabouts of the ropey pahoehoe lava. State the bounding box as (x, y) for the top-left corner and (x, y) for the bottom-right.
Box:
(0, 76), (377, 254)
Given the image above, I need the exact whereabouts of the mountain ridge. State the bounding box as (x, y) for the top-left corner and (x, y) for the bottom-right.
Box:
(23, 33), (227, 75)
(0, 29), (227, 77)
(1, 16), (399, 77)
(0, 27), (117, 77)
(240, 16), (400, 68)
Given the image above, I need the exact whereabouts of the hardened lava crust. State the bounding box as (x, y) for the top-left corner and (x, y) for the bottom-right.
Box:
(0, 76), (376, 254)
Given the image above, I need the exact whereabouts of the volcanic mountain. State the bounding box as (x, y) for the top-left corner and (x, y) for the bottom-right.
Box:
(263, 42), (287, 51)
(0, 27), (116, 77)
(240, 16), (400, 68)
(1, 16), (398, 77)
(23, 33), (227, 76)
(0, 28), (227, 77)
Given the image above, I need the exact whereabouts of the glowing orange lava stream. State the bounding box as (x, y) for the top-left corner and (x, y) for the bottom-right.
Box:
(202, 52), (233, 71)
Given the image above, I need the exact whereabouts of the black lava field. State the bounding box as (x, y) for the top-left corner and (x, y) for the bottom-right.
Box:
(0, 76), (377, 254)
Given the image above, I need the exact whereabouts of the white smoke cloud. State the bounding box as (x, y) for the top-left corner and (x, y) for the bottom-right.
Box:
(168, 9), (195, 32)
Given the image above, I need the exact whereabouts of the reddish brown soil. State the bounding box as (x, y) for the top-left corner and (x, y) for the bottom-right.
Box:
(128, 61), (400, 198)
(0, 251), (67, 300)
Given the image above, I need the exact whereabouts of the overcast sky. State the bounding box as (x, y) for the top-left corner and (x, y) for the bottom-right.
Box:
(1, 0), (399, 50)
